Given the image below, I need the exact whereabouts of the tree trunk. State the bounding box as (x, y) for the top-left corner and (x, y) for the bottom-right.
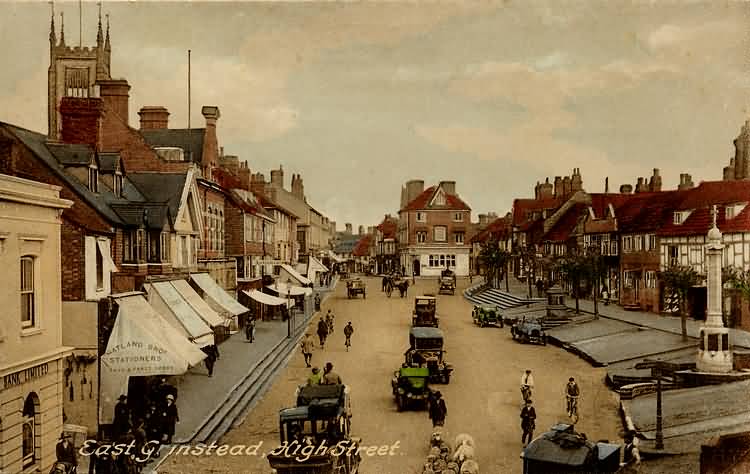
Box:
(593, 281), (598, 318)
(505, 261), (510, 292)
(680, 295), (688, 342)
(574, 280), (580, 314)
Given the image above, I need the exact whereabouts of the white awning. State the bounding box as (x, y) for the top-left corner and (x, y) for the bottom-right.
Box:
(191, 273), (249, 316)
(99, 295), (206, 424)
(308, 255), (329, 273)
(266, 281), (313, 296)
(328, 250), (345, 263)
(144, 281), (215, 347)
(97, 239), (118, 272)
(244, 289), (294, 307)
(171, 279), (228, 327)
(280, 264), (312, 286)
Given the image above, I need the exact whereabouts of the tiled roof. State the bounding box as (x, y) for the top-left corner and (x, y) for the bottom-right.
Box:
(588, 193), (633, 219)
(470, 217), (510, 244)
(1, 122), (124, 225)
(676, 181), (750, 210)
(211, 166), (243, 190)
(98, 153), (121, 173)
(543, 203), (586, 242)
(377, 216), (398, 239)
(140, 128), (205, 164)
(352, 235), (372, 256)
(255, 192), (299, 219)
(401, 185), (471, 212)
(512, 197), (564, 227)
(617, 191), (685, 233)
(658, 181), (750, 236)
(46, 143), (94, 165)
(127, 173), (188, 228)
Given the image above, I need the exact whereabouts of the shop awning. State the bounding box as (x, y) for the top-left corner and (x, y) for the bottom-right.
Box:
(280, 264), (313, 286)
(97, 239), (118, 271)
(308, 255), (329, 273)
(244, 289), (294, 307)
(266, 281), (313, 296)
(99, 294), (206, 424)
(145, 281), (215, 347)
(190, 273), (249, 316)
(171, 279), (228, 327)
(328, 250), (345, 263)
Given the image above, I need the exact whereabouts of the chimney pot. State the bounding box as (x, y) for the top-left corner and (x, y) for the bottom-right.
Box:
(138, 106), (169, 130)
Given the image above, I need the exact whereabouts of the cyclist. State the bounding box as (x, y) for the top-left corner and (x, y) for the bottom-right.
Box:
(566, 377), (580, 418)
(343, 322), (354, 351)
(520, 369), (534, 403)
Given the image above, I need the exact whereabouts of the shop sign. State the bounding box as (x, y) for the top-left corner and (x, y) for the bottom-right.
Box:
(2, 362), (49, 391)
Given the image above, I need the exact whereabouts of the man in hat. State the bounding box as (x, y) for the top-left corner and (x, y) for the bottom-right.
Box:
(521, 399), (537, 446)
(343, 322), (354, 351)
(317, 317), (329, 349)
(56, 432), (77, 467)
(113, 394), (131, 440)
(321, 362), (342, 385)
(160, 394), (179, 444)
(300, 333), (315, 367)
(429, 391), (447, 427)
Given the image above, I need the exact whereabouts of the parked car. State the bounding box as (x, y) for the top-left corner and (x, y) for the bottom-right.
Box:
(511, 317), (547, 345)
(522, 423), (621, 473)
(472, 304), (503, 327)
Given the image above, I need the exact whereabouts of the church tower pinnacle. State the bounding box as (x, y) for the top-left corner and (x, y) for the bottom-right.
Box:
(49, 2), (56, 47)
(96, 2), (103, 47)
(59, 11), (65, 46)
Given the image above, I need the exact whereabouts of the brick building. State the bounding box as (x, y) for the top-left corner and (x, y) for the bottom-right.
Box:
(374, 214), (399, 274)
(398, 180), (473, 276)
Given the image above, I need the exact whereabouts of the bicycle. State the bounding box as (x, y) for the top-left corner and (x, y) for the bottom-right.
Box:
(345, 336), (351, 352)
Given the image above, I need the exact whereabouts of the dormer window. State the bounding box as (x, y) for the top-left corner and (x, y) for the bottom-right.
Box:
(673, 210), (692, 225)
(114, 171), (123, 197)
(434, 191), (446, 206)
(88, 164), (99, 193)
(725, 203), (747, 220)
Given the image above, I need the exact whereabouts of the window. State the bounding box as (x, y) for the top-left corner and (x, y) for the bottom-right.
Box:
(455, 232), (464, 244)
(433, 226), (447, 242)
(136, 229), (145, 261)
(95, 241), (104, 290)
(648, 234), (657, 251)
(417, 231), (427, 243)
(634, 235), (643, 251)
(88, 164), (99, 192)
(181, 236), (188, 265)
(623, 270), (634, 289)
(22, 394), (38, 468)
(123, 231), (133, 262)
(114, 172), (123, 197)
(20, 256), (35, 328)
(160, 232), (169, 262)
(645, 271), (657, 289)
(668, 245), (679, 267)
(448, 255), (456, 267)
(453, 213), (463, 222)
(416, 212), (426, 223)
(622, 235), (633, 252)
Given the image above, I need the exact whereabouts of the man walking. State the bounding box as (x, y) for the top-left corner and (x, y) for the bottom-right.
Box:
(300, 332), (315, 367)
(56, 432), (77, 469)
(203, 345), (218, 377)
(428, 391), (447, 427)
(521, 369), (534, 403)
(314, 293), (321, 311)
(245, 315), (256, 342)
(160, 394), (179, 444)
(112, 394), (131, 440)
(521, 399), (536, 446)
(317, 317), (329, 349)
(343, 321), (354, 351)
(326, 310), (335, 335)
(321, 362), (343, 384)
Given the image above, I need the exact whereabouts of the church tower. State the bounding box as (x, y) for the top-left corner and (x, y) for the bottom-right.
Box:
(47, 3), (112, 140)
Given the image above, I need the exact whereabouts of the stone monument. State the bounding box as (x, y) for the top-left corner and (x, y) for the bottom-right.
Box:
(696, 205), (733, 372)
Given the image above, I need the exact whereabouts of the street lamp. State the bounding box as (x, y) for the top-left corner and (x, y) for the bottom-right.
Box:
(287, 278), (293, 338)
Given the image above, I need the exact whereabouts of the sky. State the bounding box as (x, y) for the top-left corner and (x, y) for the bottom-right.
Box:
(1, 1), (749, 230)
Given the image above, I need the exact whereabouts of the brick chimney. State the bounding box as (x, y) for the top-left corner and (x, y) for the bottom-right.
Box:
(138, 106), (169, 130)
(358, 225), (365, 235)
(220, 155), (239, 175)
(59, 97), (104, 150)
(201, 106), (220, 176)
(553, 176), (562, 197)
(678, 173), (695, 190)
(405, 179), (425, 205)
(237, 161), (251, 191)
(648, 168), (662, 192)
(345, 223), (353, 234)
(250, 172), (266, 195)
(571, 168), (583, 192)
(270, 166), (284, 188)
(619, 184), (633, 194)
(99, 79), (130, 125)
(635, 177), (646, 193)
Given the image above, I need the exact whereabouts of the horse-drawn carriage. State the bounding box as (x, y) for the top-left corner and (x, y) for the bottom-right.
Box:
(438, 268), (456, 295)
(384, 274), (409, 298)
(268, 384), (360, 474)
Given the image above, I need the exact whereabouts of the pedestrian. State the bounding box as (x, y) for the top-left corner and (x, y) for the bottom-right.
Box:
(160, 394), (179, 444)
(203, 345), (217, 377)
(144, 403), (161, 443)
(343, 321), (354, 351)
(521, 399), (536, 446)
(55, 432), (77, 468)
(307, 367), (321, 385)
(622, 431), (641, 467)
(112, 394), (131, 440)
(520, 369), (534, 403)
(602, 286), (610, 306)
(566, 377), (580, 418)
(321, 362), (342, 384)
(428, 391), (447, 427)
(317, 317), (329, 349)
(245, 315), (256, 342)
(300, 332), (315, 367)
(314, 293), (321, 311)
(326, 310), (335, 335)
(382, 275), (388, 292)
(536, 279), (544, 298)
(132, 417), (148, 456)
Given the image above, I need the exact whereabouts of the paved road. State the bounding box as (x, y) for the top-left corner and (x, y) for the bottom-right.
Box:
(159, 276), (622, 474)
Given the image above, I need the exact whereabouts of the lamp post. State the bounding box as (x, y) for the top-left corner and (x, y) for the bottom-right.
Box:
(287, 278), (293, 338)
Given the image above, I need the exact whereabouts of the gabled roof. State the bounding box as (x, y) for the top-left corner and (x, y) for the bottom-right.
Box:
(376, 216), (398, 239)
(543, 202), (586, 242)
(46, 143), (94, 165)
(352, 235), (373, 256)
(512, 197), (564, 227)
(254, 189), (299, 219)
(227, 188), (274, 220)
(470, 217), (511, 244)
(211, 166), (244, 190)
(116, 172), (190, 229)
(140, 128), (205, 164)
(98, 152), (122, 173)
(0, 122), (124, 226)
(587, 193), (633, 219)
(617, 190), (685, 234)
(401, 185), (471, 212)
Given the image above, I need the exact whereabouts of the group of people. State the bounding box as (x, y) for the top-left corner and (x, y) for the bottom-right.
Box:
(301, 312), (355, 366)
(307, 361), (343, 385)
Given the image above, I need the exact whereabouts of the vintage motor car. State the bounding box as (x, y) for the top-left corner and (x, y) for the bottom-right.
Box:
(412, 295), (438, 327)
(438, 268), (456, 295)
(404, 327), (453, 384)
(472, 304), (504, 327)
(391, 366), (431, 411)
(521, 423), (621, 473)
(511, 316), (547, 345)
(346, 278), (366, 299)
(268, 384), (360, 474)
